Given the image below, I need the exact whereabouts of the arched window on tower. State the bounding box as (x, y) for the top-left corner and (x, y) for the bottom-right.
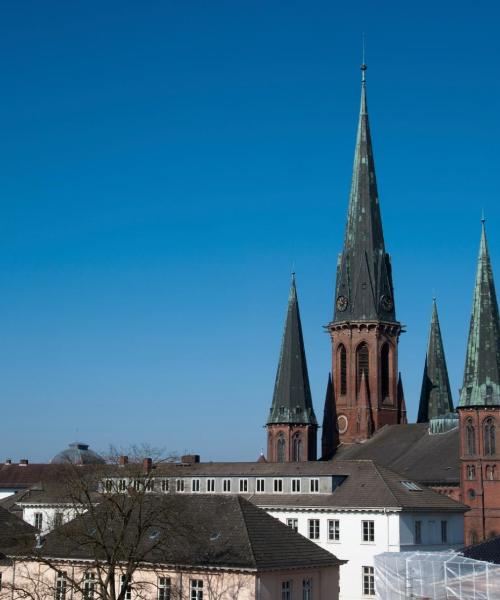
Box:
(338, 345), (347, 396)
(292, 434), (302, 462)
(381, 343), (390, 400)
(484, 418), (496, 456)
(356, 343), (369, 393)
(277, 434), (285, 463)
(466, 418), (476, 456)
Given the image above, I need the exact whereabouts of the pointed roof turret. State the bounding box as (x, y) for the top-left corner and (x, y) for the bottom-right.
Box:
(321, 373), (338, 460)
(459, 221), (500, 406)
(418, 299), (454, 422)
(334, 65), (397, 323)
(267, 274), (318, 425)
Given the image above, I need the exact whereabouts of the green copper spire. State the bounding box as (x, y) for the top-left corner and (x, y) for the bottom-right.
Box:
(333, 65), (397, 323)
(418, 299), (454, 422)
(459, 222), (500, 406)
(267, 274), (318, 425)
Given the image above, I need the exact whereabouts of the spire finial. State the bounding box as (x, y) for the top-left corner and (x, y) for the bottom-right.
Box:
(361, 33), (367, 84)
(481, 209), (486, 225)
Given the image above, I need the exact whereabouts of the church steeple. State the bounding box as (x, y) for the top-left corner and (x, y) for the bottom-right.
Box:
(327, 65), (403, 445)
(459, 221), (500, 406)
(333, 65), (396, 324)
(266, 274), (317, 462)
(418, 299), (454, 422)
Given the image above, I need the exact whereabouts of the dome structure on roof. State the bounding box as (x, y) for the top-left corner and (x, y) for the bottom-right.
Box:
(51, 442), (106, 465)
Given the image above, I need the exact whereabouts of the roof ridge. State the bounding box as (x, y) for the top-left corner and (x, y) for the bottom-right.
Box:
(370, 462), (402, 508)
(235, 496), (258, 569)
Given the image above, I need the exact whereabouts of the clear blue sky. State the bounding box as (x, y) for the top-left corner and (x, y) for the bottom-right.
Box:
(1, 1), (499, 462)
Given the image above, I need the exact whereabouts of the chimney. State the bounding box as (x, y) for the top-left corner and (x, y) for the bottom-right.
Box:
(181, 454), (200, 464)
(19, 459), (29, 466)
(5, 459), (11, 465)
(143, 458), (153, 473)
(118, 455), (129, 467)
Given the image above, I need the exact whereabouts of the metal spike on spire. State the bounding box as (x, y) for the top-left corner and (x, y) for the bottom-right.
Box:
(267, 274), (318, 425)
(459, 221), (500, 406)
(417, 298), (454, 422)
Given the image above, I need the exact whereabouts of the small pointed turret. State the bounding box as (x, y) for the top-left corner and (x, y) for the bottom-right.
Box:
(418, 299), (454, 421)
(397, 373), (407, 425)
(459, 222), (500, 406)
(321, 374), (338, 460)
(266, 274), (318, 462)
(333, 65), (396, 323)
(267, 274), (317, 425)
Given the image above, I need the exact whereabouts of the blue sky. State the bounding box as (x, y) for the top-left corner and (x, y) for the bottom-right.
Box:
(1, 1), (499, 461)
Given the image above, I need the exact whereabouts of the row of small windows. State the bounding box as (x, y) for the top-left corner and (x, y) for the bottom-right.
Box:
(52, 573), (203, 600)
(465, 417), (496, 456)
(337, 342), (390, 399)
(104, 477), (322, 494)
(466, 464), (497, 480)
(281, 578), (313, 600)
(287, 518), (374, 543)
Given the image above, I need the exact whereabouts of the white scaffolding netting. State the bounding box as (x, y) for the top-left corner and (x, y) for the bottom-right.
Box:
(374, 551), (500, 599)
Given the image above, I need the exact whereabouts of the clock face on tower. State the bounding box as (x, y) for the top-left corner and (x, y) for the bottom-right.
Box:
(336, 295), (348, 312)
(380, 294), (393, 312)
(337, 415), (348, 434)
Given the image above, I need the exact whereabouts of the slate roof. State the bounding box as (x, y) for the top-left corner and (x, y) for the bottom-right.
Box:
(0, 506), (36, 556)
(267, 274), (317, 426)
(418, 299), (454, 422)
(461, 534), (500, 564)
(334, 424), (459, 485)
(333, 66), (397, 324)
(33, 495), (343, 571)
(459, 222), (500, 406)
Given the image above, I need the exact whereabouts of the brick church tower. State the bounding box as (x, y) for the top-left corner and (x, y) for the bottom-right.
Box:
(323, 65), (405, 450)
(459, 221), (500, 544)
(266, 274), (318, 462)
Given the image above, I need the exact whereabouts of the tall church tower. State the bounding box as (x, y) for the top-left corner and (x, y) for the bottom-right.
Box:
(325, 65), (403, 445)
(459, 221), (500, 544)
(267, 274), (318, 462)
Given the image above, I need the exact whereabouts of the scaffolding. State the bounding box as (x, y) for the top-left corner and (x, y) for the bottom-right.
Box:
(374, 551), (500, 599)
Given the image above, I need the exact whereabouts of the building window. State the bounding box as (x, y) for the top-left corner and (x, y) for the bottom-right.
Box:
(53, 512), (63, 528)
(308, 519), (320, 540)
(239, 479), (248, 493)
(362, 566), (375, 596)
(486, 465), (496, 480)
(292, 434), (302, 462)
(176, 479), (185, 493)
(277, 435), (286, 463)
(83, 573), (95, 600)
(133, 479), (141, 491)
(121, 576), (131, 600)
(381, 343), (390, 400)
(291, 478), (301, 493)
(274, 479), (283, 492)
(484, 417), (496, 455)
(302, 578), (312, 600)
(161, 480), (169, 492)
(55, 572), (67, 600)
(310, 478), (319, 493)
(192, 479), (200, 492)
(362, 520), (375, 542)
(158, 577), (171, 600)
(287, 518), (298, 532)
(339, 344), (347, 396)
(34, 512), (43, 530)
(223, 479), (231, 492)
(0, 572), (2, 591)
(328, 519), (340, 541)
(105, 479), (113, 492)
(357, 343), (369, 392)
(119, 479), (127, 492)
(256, 478), (265, 493)
(190, 579), (203, 600)
(281, 580), (292, 600)
(145, 480), (154, 492)
(441, 520), (448, 543)
(466, 418), (476, 455)
(466, 465), (476, 480)
(206, 478), (215, 492)
(414, 520), (422, 544)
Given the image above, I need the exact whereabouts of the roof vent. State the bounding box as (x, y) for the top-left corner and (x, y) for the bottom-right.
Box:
(5, 459), (11, 465)
(181, 454), (200, 464)
(19, 459), (29, 466)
